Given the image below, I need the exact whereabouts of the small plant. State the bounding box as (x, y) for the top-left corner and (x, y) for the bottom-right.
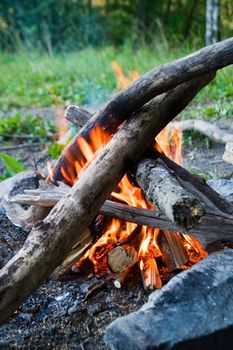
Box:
(182, 130), (212, 149)
(49, 143), (65, 159)
(0, 153), (27, 180)
(0, 113), (56, 143)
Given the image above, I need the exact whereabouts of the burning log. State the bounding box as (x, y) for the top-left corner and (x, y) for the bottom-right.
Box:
(53, 38), (233, 183)
(155, 150), (233, 216)
(8, 192), (233, 248)
(0, 73), (214, 324)
(158, 231), (189, 271)
(136, 158), (204, 228)
(134, 154), (233, 246)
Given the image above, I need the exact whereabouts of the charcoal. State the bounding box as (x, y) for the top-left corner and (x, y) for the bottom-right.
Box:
(105, 249), (233, 350)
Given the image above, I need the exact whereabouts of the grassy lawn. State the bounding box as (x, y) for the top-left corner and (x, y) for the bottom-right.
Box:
(0, 44), (232, 117)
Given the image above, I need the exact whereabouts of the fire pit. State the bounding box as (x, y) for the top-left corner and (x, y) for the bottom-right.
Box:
(1, 38), (233, 349)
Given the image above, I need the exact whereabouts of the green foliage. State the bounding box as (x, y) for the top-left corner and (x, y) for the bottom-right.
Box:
(0, 113), (56, 142)
(0, 44), (232, 119)
(0, 153), (27, 179)
(183, 130), (212, 149)
(49, 143), (64, 159)
(0, 0), (232, 52)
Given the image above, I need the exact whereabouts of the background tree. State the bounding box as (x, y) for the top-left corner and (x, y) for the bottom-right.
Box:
(206, 0), (221, 45)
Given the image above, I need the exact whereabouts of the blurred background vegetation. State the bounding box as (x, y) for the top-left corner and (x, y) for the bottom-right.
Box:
(0, 0), (232, 51)
(0, 0), (232, 111)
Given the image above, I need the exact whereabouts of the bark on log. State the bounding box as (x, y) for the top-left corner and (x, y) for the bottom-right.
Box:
(53, 38), (233, 182)
(136, 158), (204, 228)
(0, 74), (214, 324)
(135, 152), (233, 246)
(65, 105), (92, 128)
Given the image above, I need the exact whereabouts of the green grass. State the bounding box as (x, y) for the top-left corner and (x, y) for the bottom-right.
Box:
(0, 43), (232, 116)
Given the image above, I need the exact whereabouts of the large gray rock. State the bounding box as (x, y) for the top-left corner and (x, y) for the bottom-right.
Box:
(105, 249), (233, 350)
(207, 179), (233, 202)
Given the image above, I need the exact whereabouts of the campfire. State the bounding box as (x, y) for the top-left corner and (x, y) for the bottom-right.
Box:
(1, 38), (233, 326)
(51, 123), (206, 289)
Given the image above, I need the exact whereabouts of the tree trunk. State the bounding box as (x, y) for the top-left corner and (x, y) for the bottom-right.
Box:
(206, 0), (221, 46)
(183, 0), (199, 38)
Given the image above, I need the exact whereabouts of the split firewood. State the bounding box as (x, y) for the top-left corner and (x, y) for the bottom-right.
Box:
(136, 158), (204, 228)
(140, 257), (162, 290)
(53, 38), (233, 183)
(158, 231), (189, 271)
(0, 73), (214, 324)
(107, 245), (137, 273)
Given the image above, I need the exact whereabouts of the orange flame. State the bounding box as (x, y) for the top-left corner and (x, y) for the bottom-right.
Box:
(112, 60), (140, 90)
(156, 126), (183, 165)
(47, 160), (54, 182)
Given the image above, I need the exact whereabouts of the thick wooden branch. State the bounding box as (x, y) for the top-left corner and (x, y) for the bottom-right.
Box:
(153, 150), (233, 216)
(136, 158), (204, 228)
(0, 74), (214, 324)
(134, 153), (233, 246)
(53, 39), (233, 182)
(65, 105), (92, 127)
